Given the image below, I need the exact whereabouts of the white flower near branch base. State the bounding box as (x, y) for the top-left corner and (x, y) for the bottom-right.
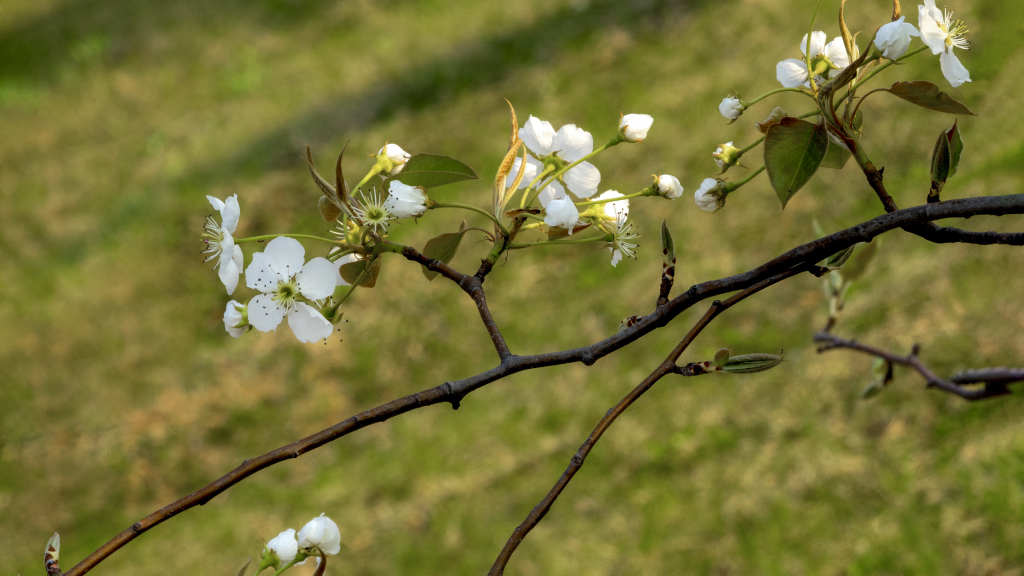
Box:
(223, 300), (248, 338)
(543, 195), (581, 233)
(618, 114), (653, 143)
(297, 514), (342, 560)
(874, 17), (921, 59)
(244, 237), (335, 343)
(520, 116), (601, 198)
(504, 156), (564, 202)
(378, 143), (411, 175)
(608, 215), (639, 267)
(384, 181), (428, 218)
(203, 195), (244, 294)
(776, 32), (849, 88)
(265, 528), (298, 566)
(719, 97), (743, 121)
(919, 0), (971, 87)
(694, 178), (725, 212)
(656, 174), (684, 199)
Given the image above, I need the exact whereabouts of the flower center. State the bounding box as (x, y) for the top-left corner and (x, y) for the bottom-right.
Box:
(201, 216), (228, 262)
(939, 10), (970, 51)
(273, 279), (299, 308)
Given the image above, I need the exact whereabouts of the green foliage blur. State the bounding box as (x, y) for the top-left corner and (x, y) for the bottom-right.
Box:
(2, 0), (1023, 573)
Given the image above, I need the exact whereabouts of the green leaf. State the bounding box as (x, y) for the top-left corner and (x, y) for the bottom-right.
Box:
(841, 239), (880, 282)
(713, 349), (730, 367)
(235, 556), (252, 576)
(721, 352), (784, 374)
(545, 222), (591, 240)
(660, 220), (675, 264)
(764, 117), (829, 208)
(339, 257), (382, 288)
(318, 195), (342, 222)
(823, 245), (856, 269)
(886, 81), (977, 115)
(946, 120), (964, 179)
(820, 139), (851, 169)
(931, 125), (952, 192)
(384, 154), (478, 190)
(860, 379), (884, 399)
(421, 228), (466, 281)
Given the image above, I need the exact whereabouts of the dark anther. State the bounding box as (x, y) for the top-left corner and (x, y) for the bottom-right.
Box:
(132, 522), (143, 532)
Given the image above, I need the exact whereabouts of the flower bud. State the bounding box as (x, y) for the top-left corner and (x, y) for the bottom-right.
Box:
(259, 528), (298, 571)
(543, 195), (581, 232)
(618, 113), (653, 143)
(376, 143), (411, 175)
(298, 514), (342, 557)
(655, 174), (683, 199)
(712, 142), (742, 170)
(873, 17), (920, 59)
(718, 96), (743, 121)
(223, 300), (248, 338)
(384, 181), (427, 218)
(694, 178), (726, 212)
(720, 352), (784, 374)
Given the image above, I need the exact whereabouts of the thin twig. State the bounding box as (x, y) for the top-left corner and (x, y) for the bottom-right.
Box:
(813, 332), (1020, 400)
(487, 265), (812, 575)
(60, 194), (1024, 576)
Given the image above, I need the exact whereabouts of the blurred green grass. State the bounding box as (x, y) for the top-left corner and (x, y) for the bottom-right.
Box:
(1, 0), (1023, 573)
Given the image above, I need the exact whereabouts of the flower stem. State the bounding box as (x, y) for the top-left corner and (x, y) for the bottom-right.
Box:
(842, 45), (929, 98)
(737, 136), (766, 156)
(725, 165), (766, 193)
(743, 87), (817, 108)
(510, 233), (612, 249)
(520, 165), (555, 209)
(429, 201), (508, 235)
(353, 165), (384, 194)
(805, 0), (828, 92)
(574, 187), (653, 208)
(271, 558), (300, 576)
(533, 139), (617, 198)
(234, 234), (341, 247)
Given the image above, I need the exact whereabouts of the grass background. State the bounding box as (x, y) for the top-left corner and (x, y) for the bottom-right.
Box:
(1, 0), (1023, 573)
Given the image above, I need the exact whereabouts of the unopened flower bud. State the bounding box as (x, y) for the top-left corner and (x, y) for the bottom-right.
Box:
(543, 195), (581, 232)
(298, 514), (342, 557)
(694, 178), (726, 212)
(874, 17), (920, 59)
(223, 300), (248, 338)
(712, 142), (742, 170)
(259, 528), (298, 571)
(376, 143), (411, 175)
(720, 352), (784, 374)
(718, 96), (743, 121)
(655, 174), (683, 199)
(618, 113), (653, 143)
(384, 181), (427, 218)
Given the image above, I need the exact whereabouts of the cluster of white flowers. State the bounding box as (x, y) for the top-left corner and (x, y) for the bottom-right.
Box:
(776, 31), (851, 88)
(260, 514), (342, 573)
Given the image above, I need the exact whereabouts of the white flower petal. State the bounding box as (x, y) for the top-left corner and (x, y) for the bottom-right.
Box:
(538, 180), (566, 208)
(563, 161), (600, 198)
(552, 124), (594, 162)
(266, 529), (298, 565)
(875, 17), (920, 59)
(296, 257), (337, 300)
(800, 31), (827, 57)
(595, 190), (629, 220)
(505, 156), (540, 189)
(694, 178), (720, 212)
(823, 37), (849, 68)
(657, 174), (683, 199)
(248, 294), (287, 332)
(207, 195), (225, 212)
(385, 181), (427, 218)
(218, 254), (240, 295)
(777, 59), (809, 88)
(231, 244), (243, 273)
(520, 116), (555, 155)
(918, 4), (947, 55)
(940, 50), (971, 87)
(610, 248), (622, 267)
(718, 97), (742, 120)
(245, 252), (283, 293)
(264, 237), (306, 281)
(287, 302), (333, 344)
(221, 194), (240, 234)
(223, 300), (246, 338)
(543, 196), (580, 232)
(619, 113), (653, 142)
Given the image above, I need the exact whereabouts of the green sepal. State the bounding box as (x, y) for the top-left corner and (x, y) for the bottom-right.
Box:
(764, 117), (829, 208)
(383, 154), (477, 190)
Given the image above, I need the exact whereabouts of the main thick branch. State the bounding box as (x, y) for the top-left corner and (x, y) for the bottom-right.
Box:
(62, 194), (1024, 576)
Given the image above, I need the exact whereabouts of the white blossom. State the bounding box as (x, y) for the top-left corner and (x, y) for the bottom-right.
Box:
(265, 528), (298, 566)
(619, 114), (653, 143)
(776, 32), (850, 88)
(223, 300), (247, 338)
(656, 175), (683, 199)
(244, 237), (335, 343)
(297, 514), (342, 558)
(594, 190), (629, 221)
(378, 143), (411, 175)
(608, 215), (638, 267)
(353, 189), (392, 233)
(719, 97), (743, 120)
(520, 115), (601, 198)
(543, 195), (580, 232)
(694, 178), (724, 212)
(384, 181), (427, 218)
(203, 194), (244, 294)
(919, 0), (971, 87)
(874, 17), (921, 59)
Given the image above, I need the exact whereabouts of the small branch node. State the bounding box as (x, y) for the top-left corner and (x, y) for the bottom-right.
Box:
(132, 523), (143, 533)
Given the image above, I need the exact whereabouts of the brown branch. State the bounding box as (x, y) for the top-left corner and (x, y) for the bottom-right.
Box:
(60, 194), (1024, 576)
(487, 265), (811, 575)
(813, 332), (1021, 400)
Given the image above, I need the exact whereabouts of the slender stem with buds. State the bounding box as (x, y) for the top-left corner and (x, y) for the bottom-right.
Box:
(429, 201), (508, 234)
(234, 234), (343, 247)
(574, 187), (654, 208)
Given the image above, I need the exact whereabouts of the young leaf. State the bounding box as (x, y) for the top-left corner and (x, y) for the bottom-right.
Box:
(946, 120), (964, 179)
(841, 239), (880, 282)
(721, 352), (784, 374)
(820, 140), (851, 169)
(660, 220), (675, 264)
(339, 256), (383, 288)
(930, 125), (952, 194)
(886, 81), (977, 115)
(318, 195), (343, 222)
(421, 228), (467, 281)
(545, 222), (592, 240)
(384, 154), (478, 190)
(823, 245), (856, 269)
(764, 117), (829, 208)
(334, 142), (352, 206)
(713, 349), (730, 367)
(235, 556), (252, 576)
